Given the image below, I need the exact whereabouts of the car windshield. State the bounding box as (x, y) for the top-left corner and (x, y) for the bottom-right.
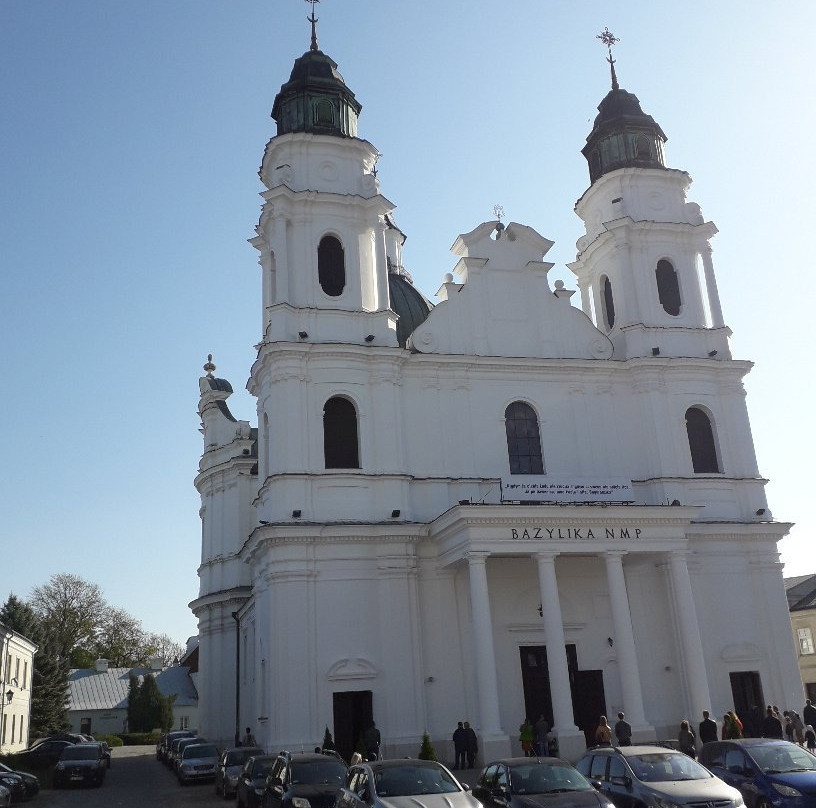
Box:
(252, 759), (275, 777)
(374, 764), (461, 797)
(510, 763), (593, 794)
(290, 760), (347, 785)
(183, 744), (218, 759)
(749, 745), (816, 773)
(627, 753), (712, 782)
(61, 747), (98, 761)
(227, 748), (263, 766)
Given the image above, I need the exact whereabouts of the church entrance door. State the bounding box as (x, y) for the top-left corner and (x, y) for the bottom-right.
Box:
(333, 690), (373, 763)
(571, 669), (606, 746)
(729, 671), (763, 719)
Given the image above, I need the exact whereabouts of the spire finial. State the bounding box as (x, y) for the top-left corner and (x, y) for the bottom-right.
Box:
(597, 27), (620, 90)
(204, 354), (216, 377)
(305, 0), (321, 52)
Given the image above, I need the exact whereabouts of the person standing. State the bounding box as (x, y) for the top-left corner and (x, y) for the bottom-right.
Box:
(614, 712), (632, 746)
(678, 720), (697, 759)
(594, 716), (612, 747)
(534, 714), (549, 756)
(453, 722), (467, 769)
(464, 721), (478, 769)
(519, 718), (534, 756)
(805, 724), (816, 753)
(699, 711), (718, 744)
(804, 700), (816, 729)
(791, 710), (805, 745)
(243, 726), (257, 746)
(363, 722), (381, 761)
(761, 706), (783, 739)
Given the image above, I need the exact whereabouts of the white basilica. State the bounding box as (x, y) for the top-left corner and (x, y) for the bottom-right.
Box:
(190, 28), (803, 763)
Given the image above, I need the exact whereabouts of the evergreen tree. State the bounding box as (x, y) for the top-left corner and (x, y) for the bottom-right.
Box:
(127, 673), (174, 732)
(322, 726), (336, 750)
(127, 673), (144, 731)
(0, 594), (69, 736)
(418, 732), (437, 761)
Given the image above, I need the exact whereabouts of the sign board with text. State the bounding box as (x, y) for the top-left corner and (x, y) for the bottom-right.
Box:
(501, 476), (634, 503)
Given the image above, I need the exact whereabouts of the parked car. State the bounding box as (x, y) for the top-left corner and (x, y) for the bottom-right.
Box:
(177, 742), (220, 785)
(0, 784), (10, 808)
(215, 746), (264, 798)
(0, 770), (25, 804)
(474, 757), (617, 808)
(698, 738), (816, 808)
(237, 754), (277, 808)
(0, 762), (39, 800)
(13, 739), (75, 768)
(335, 759), (481, 808)
(171, 736), (207, 772)
(158, 729), (196, 763)
(52, 743), (107, 788)
(263, 751), (347, 808)
(575, 745), (744, 808)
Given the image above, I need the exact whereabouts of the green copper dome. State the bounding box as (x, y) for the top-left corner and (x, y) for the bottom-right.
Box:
(388, 271), (433, 349)
(271, 49), (361, 138)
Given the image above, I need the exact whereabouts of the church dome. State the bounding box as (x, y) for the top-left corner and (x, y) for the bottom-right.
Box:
(388, 271), (434, 349)
(582, 86), (668, 183)
(271, 49), (362, 138)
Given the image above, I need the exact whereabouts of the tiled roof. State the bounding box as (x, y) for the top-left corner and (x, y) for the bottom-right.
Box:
(68, 665), (198, 711)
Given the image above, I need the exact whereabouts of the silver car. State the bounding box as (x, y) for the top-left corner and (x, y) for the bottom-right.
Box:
(177, 742), (220, 784)
(215, 746), (264, 798)
(576, 745), (744, 808)
(335, 759), (483, 808)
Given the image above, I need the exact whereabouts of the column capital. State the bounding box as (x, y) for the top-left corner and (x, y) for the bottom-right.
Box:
(465, 551), (490, 566)
(605, 550), (628, 562)
(534, 550), (560, 563)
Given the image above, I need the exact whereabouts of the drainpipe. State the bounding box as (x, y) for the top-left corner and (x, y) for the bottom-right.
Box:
(232, 612), (240, 747)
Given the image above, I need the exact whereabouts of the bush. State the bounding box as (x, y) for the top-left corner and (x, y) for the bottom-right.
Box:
(418, 732), (437, 761)
(118, 731), (161, 745)
(97, 734), (124, 747)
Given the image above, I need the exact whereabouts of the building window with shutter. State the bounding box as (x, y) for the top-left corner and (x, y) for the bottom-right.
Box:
(505, 401), (544, 475)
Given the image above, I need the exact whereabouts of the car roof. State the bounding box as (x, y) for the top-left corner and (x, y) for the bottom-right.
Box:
(285, 752), (345, 763)
(485, 757), (571, 766)
(589, 745), (684, 756)
(362, 759), (446, 771)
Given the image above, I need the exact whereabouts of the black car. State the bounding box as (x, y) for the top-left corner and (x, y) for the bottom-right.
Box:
(52, 743), (107, 788)
(13, 739), (75, 768)
(262, 752), (348, 808)
(0, 762), (38, 801)
(158, 729), (196, 763)
(474, 757), (617, 808)
(0, 770), (25, 804)
(237, 755), (278, 808)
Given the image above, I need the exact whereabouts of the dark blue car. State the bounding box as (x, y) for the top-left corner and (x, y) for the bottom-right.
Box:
(698, 739), (816, 808)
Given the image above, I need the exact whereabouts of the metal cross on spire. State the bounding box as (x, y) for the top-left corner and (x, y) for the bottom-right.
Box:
(596, 27), (620, 90)
(305, 0), (321, 52)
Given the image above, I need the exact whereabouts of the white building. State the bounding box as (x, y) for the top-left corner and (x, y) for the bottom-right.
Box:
(190, 32), (802, 763)
(0, 621), (37, 754)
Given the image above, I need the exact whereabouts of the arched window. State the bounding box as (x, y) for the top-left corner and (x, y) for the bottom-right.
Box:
(685, 407), (720, 473)
(323, 396), (359, 469)
(318, 235), (345, 297)
(505, 401), (544, 475)
(601, 275), (616, 330)
(314, 98), (335, 128)
(656, 259), (681, 316)
(636, 133), (652, 160)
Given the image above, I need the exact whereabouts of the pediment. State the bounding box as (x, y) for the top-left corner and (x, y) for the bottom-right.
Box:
(326, 657), (378, 681)
(720, 642), (763, 663)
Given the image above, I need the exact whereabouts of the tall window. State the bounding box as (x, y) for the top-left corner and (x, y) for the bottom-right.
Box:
(324, 396), (360, 469)
(318, 235), (345, 297)
(601, 276), (615, 330)
(685, 407), (720, 473)
(656, 259), (681, 316)
(505, 402), (544, 474)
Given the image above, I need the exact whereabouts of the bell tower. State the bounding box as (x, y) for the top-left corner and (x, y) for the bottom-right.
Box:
(568, 30), (729, 361)
(249, 18), (398, 349)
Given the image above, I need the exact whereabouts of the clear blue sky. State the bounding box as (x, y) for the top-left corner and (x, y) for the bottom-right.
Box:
(2, 1), (813, 645)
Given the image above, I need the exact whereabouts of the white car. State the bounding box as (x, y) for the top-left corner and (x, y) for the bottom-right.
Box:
(177, 742), (220, 785)
(336, 759), (483, 808)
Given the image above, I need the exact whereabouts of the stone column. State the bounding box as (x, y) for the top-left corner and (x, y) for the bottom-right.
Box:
(604, 551), (648, 727)
(667, 551), (712, 721)
(466, 552), (502, 736)
(535, 552), (579, 733)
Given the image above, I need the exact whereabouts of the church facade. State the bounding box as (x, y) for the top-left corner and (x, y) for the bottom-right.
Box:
(190, 34), (802, 762)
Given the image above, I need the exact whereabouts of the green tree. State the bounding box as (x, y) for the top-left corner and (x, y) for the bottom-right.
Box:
(127, 673), (174, 732)
(322, 726), (336, 751)
(418, 732), (437, 761)
(0, 594), (69, 736)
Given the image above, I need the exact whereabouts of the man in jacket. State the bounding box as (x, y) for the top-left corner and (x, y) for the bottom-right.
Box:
(699, 710), (718, 744)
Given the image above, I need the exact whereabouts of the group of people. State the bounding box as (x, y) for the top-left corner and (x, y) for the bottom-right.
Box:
(592, 699), (816, 757)
(518, 715), (557, 756)
(452, 721), (479, 769)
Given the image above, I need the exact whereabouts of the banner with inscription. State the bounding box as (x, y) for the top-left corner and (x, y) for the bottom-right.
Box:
(501, 476), (633, 503)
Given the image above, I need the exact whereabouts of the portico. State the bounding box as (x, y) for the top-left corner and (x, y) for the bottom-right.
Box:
(430, 503), (709, 759)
